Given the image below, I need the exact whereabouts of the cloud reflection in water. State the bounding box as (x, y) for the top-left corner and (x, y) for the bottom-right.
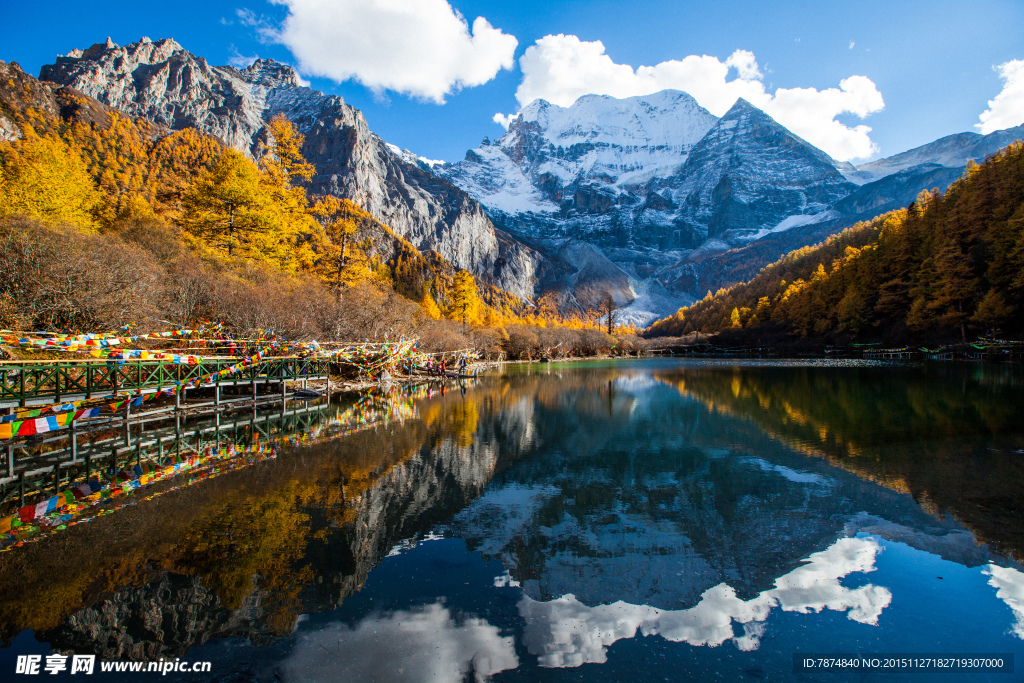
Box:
(519, 536), (892, 667)
(984, 564), (1024, 639)
(281, 603), (518, 682)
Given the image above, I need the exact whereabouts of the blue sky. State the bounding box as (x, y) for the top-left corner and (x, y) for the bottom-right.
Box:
(2, 0), (1022, 164)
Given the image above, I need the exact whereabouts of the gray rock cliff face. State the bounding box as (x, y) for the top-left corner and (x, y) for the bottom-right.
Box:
(654, 99), (854, 245)
(39, 37), (540, 299)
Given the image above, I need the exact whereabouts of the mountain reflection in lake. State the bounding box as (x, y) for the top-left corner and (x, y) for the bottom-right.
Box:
(1, 359), (1023, 681)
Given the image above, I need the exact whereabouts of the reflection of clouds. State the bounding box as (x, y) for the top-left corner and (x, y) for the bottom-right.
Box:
(770, 536), (889, 624)
(281, 603), (518, 682)
(519, 537), (891, 667)
(613, 374), (662, 393)
(983, 564), (1024, 639)
(494, 571), (521, 588)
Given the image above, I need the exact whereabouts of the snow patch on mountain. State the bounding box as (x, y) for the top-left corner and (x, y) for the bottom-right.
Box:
(742, 210), (840, 242)
(613, 280), (693, 328)
(442, 142), (559, 215)
(385, 143), (445, 169)
(514, 90), (719, 189)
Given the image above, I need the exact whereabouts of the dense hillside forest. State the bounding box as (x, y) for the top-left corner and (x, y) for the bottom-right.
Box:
(648, 141), (1024, 343)
(0, 62), (639, 357)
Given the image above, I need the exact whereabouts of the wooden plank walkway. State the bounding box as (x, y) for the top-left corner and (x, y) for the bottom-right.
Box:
(0, 357), (330, 409)
(1, 397), (333, 509)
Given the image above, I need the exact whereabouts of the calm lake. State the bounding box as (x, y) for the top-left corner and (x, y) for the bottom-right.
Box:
(2, 359), (1023, 681)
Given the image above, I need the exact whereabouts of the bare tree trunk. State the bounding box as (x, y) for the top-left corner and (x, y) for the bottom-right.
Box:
(227, 203), (235, 256)
(604, 292), (615, 335)
(959, 300), (966, 343)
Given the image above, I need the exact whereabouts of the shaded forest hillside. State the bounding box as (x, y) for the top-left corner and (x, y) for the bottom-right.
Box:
(647, 142), (1024, 343)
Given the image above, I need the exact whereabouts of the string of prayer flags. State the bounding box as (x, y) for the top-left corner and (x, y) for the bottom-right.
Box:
(0, 407), (101, 440)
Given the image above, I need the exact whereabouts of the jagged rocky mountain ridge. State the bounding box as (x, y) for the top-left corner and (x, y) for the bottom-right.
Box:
(440, 92), (855, 249)
(438, 90), (1024, 323)
(38, 37), (541, 300)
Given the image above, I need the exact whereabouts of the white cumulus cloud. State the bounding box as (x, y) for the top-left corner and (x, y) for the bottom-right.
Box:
(492, 112), (519, 129)
(502, 34), (884, 161)
(267, 0), (518, 103)
(977, 59), (1024, 134)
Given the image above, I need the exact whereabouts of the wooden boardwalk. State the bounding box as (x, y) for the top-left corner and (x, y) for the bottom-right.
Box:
(0, 355), (333, 509)
(0, 356), (330, 409)
(1, 397), (333, 511)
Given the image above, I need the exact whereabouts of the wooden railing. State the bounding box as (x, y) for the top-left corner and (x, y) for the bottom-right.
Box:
(1, 398), (334, 510)
(0, 357), (330, 408)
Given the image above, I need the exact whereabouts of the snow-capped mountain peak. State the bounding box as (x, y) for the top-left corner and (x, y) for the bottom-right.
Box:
(438, 91), (865, 324)
(503, 89), (718, 188)
(438, 89), (719, 220)
(515, 90), (715, 151)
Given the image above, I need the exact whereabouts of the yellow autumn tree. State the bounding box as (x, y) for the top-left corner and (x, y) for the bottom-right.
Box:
(450, 270), (480, 329)
(260, 115), (315, 190)
(420, 290), (442, 319)
(147, 128), (224, 219)
(179, 149), (292, 263)
(0, 130), (100, 228)
(260, 115), (319, 267)
(311, 195), (369, 290)
(65, 112), (154, 227)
